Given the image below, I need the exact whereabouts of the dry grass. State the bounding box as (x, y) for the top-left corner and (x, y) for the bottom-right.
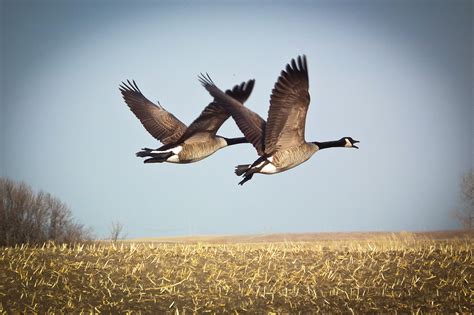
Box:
(129, 230), (474, 243)
(0, 232), (472, 313)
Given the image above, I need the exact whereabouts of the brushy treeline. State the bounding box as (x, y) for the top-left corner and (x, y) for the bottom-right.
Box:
(0, 177), (91, 246)
(454, 169), (474, 229)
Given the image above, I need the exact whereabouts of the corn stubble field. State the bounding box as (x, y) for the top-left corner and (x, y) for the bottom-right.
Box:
(0, 233), (472, 313)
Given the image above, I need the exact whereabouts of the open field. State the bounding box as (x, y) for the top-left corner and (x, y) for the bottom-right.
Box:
(129, 230), (474, 243)
(1, 231), (473, 313)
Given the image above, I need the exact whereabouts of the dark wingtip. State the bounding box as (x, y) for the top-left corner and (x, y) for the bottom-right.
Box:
(120, 79), (142, 94)
(119, 81), (130, 92)
(302, 55), (307, 69)
(132, 80), (141, 92)
(246, 79), (255, 92)
(291, 58), (297, 70)
(280, 54), (308, 81)
(198, 72), (215, 88)
(225, 78), (255, 103)
(298, 54), (308, 73)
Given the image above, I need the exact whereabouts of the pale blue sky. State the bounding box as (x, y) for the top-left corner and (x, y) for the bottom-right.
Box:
(1, 0), (472, 238)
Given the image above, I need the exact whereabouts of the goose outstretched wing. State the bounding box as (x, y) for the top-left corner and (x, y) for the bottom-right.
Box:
(264, 55), (310, 154)
(120, 80), (187, 145)
(176, 78), (255, 145)
(199, 74), (266, 156)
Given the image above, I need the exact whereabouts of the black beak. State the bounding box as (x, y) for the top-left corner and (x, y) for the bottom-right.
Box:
(353, 140), (360, 149)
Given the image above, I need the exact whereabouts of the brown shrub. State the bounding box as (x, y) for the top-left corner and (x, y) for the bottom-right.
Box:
(0, 177), (92, 246)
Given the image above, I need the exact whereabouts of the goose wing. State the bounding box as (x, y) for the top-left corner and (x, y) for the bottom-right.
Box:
(120, 80), (187, 145)
(264, 55), (310, 155)
(175, 79), (256, 145)
(199, 74), (266, 156)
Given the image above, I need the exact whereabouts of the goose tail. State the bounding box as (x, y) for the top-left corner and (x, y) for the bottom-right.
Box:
(136, 149), (173, 163)
(235, 164), (251, 176)
(136, 148), (153, 158)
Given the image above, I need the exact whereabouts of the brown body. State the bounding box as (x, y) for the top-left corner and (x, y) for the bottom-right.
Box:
(200, 55), (359, 185)
(270, 143), (318, 170)
(120, 79), (254, 164)
(168, 138), (227, 163)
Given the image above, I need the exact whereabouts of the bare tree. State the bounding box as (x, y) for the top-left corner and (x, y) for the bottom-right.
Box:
(0, 177), (92, 246)
(454, 170), (474, 230)
(109, 221), (125, 242)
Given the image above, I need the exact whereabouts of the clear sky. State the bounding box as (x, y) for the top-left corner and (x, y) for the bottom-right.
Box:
(1, 0), (472, 238)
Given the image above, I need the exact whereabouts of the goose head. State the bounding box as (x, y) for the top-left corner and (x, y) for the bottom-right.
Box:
(343, 137), (359, 149)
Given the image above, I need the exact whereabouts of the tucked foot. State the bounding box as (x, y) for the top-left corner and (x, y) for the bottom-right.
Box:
(238, 173), (254, 185)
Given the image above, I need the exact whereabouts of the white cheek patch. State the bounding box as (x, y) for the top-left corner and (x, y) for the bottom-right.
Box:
(267, 156), (274, 162)
(344, 139), (351, 147)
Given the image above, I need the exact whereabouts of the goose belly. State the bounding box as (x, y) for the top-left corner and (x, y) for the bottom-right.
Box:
(271, 144), (318, 171)
(171, 141), (225, 163)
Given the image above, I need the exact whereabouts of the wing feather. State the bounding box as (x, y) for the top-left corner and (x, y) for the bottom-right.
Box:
(199, 74), (266, 155)
(177, 78), (255, 145)
(264, 55), (310, 154)
(119, 80), (187, 145)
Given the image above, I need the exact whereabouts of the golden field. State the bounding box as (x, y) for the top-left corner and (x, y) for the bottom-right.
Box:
(0, 231), (472, 313)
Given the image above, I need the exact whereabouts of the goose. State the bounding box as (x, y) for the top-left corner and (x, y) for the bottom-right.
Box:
(199, 55), (359, 185)
(120, 79), (255, 163)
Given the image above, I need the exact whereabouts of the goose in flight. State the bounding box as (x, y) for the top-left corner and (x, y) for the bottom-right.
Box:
(120, 79), (254, 163)
(199, 55), (359, 185)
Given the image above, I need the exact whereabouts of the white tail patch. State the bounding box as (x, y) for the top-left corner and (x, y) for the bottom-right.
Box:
(166, 155), (180, 163)
(253, 156), (274, 169)
(152, 145), (183, 155)
(251, 156), (277, 174)
(171, 146), (183, 154)
(260, 163), (278, 174)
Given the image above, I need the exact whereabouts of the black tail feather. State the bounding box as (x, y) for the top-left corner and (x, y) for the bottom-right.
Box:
(136, 149), (173, 163)
(144, 157), (167, 163)
(235, 164), (251, 176)
(136, 148), (153, 157)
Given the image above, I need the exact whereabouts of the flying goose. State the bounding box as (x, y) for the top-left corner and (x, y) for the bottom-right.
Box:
(199, 55), (359, 185)
(120, 79), (255, 163)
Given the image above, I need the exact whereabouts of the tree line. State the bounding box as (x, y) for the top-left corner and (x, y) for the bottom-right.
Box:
(0, 177), (91, 246)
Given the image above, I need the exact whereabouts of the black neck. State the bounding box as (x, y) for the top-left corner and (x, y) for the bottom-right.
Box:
(312, 139), (345, 150)
(223, 137), (248, 146)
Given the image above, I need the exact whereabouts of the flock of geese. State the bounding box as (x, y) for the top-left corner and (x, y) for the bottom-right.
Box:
(120, 55), (359, 185)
